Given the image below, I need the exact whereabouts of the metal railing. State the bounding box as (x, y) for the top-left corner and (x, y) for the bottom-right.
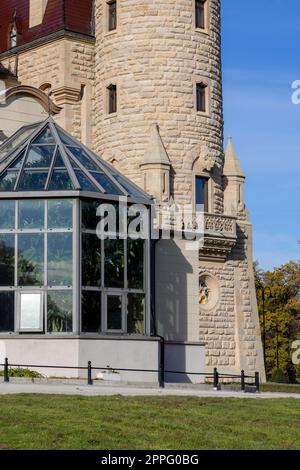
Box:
(0, 357), (260, 392)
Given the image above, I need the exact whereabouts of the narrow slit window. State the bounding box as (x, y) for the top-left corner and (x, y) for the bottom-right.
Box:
(195, 176), (209, 212)
(107, 84), (117, 114)
(195, 0), (206, 30)
(108, 0), (117, 31)
(196, 83), (207, 113)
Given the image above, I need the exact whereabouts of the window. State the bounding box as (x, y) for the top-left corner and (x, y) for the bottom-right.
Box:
(106, 294), (123, 331)
(107, 0), (117, 31)
(196, 83), (207, 113)
(9, 26), (17, 48)
(195, 0), (206, 29)
(107, 84), (117, 114)
(195, 176), (209, 212)
(19, 292), (43, 332)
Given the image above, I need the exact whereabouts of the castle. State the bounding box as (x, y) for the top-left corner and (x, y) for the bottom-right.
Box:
(0, 0), (265, 381)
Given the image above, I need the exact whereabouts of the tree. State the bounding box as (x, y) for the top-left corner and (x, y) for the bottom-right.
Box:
(255, 261), (300, 383)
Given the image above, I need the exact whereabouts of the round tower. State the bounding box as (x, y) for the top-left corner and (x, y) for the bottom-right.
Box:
(94, 0), (223, 211)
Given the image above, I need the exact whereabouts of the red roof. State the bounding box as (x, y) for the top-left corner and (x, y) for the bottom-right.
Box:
(0, 0), (94, 54)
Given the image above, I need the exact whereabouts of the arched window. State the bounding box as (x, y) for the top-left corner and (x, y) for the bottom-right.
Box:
(9, 26), (17, 48)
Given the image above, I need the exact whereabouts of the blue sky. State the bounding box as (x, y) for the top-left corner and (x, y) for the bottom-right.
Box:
(222, 0), (300, 270)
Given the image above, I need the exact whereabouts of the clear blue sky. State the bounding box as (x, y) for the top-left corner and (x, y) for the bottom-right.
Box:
(222, 0), (300, 270)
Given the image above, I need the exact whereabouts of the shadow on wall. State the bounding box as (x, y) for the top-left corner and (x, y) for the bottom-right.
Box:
(155, 239), (198, 382)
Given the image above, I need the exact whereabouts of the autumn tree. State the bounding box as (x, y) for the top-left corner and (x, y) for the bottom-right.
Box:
(255, 261), (300, 383)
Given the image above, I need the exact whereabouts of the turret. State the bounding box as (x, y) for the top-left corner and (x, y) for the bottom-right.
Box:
(140, 123), (171, 202)
(223, 136), (245, 216)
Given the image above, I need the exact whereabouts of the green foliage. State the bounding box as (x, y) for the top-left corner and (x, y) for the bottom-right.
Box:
(255, 260), (300, 383)
(0, 368), (43, 378)
(270, 369), (289, 384)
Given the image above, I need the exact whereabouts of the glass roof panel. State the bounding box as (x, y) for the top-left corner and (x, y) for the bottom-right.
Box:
(0, 171), (17, 191)
(8, 150), (26, 170)
(0, 122), (42, 162)
(0, 118), (152, 200)
(48, 170), (74, 191)
(24, 145), (55, 169)
(74, 169), (98, 192)
(91, 172), (122, 195)
(56, 128), (76, 146)
(54, 150), (65, 168)
(33, 126), (56, 145)
(68, 146), (100, 172)
(18, 171), (48, 191)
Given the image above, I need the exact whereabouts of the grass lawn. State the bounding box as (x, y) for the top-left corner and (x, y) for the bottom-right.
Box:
(0, 395), (299, 450)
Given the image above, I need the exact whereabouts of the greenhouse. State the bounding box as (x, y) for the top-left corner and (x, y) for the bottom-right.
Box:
(0, 118), (152, 339)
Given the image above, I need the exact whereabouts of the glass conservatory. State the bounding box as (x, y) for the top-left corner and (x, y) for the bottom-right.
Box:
(0, 118), (152, 338)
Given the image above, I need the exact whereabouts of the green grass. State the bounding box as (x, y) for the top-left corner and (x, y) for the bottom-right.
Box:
(0, 395), (300, 450)
(261, 383), (300, 394)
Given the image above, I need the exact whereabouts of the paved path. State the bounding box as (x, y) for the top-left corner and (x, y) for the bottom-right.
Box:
(0, 382), (300, 399)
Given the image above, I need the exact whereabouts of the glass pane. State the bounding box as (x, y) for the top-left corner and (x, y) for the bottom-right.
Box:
(127, 294), (145, 334)
(48, 199), (73, 229)
(18, 233), (44, 286)
(91, 172), (122, 195)
(0, 292), (14, 332)
(82, 291), (101, 333)
(74, 169), (98, 192)
(0, 234), (15, 286)
(47, 291), (72, 333)
(57, 128), (76, 146)
(25, 145), (55, 168)
(33, 127), (55, 144)
(48, 170), (73, 190)
(0, 200), (15, 229)
(82, 233), (101, 287)
(107, 295), (122, 330)
(54, 150), (65, 168)
(104, 239), (124, 288)
(113, 174), (144, 198)
(81, 199), (102, 230)
(18, 171), (48, 191)
(68, 147), (99, 172)
(20, 293), (43, 331)
(128, 239), (144, 289)
(0, 171), (17, 191)
(195, 176), (208, 209)
(8, 150), (26, 170)
(48, 233), (72, 286)
(0, 124), (39, 161)
(19, 200), (44, 229)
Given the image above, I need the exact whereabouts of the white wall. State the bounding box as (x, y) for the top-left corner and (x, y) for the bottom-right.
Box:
(165, 342), (206, 384)
(0, 337), (161, 383)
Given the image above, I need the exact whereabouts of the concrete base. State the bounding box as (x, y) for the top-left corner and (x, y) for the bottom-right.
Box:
(0, 337), (161, 383)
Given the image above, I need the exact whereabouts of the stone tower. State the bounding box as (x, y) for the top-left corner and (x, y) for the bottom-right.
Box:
(94, 0), (224, 208)
(0, 0), (266, 380)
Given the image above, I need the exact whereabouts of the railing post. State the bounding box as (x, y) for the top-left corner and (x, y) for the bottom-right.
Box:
(213, 367), (219, 390)
(255, 372), (260, 392)
(241, 370), (245, 391)
(4, 357), (9, 383)
(87, 361), (93, 386)
(159, 337), (165, 388)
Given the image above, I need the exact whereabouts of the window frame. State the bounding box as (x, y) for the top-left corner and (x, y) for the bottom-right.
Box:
(107, 0), (117, 32)
(0, 198), (76, 336)
(194, 0), (209, 32)
(107, 84), (117, 115)
(195, 175), (209, 213)
(196, 82), (207, 114)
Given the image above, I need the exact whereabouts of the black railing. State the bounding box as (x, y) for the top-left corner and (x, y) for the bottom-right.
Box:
(0, 357), (260, 392)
